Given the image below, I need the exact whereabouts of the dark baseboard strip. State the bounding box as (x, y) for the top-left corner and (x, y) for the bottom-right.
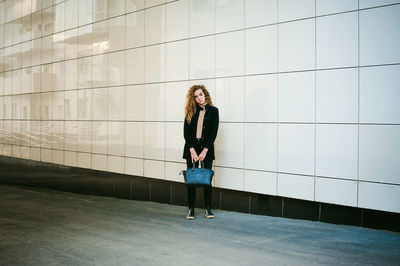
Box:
(0, 156), (399, 232)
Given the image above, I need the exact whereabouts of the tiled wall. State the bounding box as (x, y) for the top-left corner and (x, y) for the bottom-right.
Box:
(0, 0), (399, 213)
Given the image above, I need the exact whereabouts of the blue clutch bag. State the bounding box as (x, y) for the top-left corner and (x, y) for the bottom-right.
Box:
(182, 162), (214, 185)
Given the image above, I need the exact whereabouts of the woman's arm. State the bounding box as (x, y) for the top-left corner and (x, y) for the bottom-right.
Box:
(184, 118), (199, 162)
(183, 118), (195, 149)
(204, 108), (219, 150)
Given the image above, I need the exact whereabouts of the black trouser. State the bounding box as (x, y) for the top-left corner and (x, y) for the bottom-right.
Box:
(186, 159), (213, 209)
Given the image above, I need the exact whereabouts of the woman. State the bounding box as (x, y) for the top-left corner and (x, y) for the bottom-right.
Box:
(183, 85), (219, 220)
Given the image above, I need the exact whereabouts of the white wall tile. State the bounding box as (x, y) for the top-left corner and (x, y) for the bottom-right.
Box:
(12, 121), (21, 145)
(31, 147), (41, 161)
(144, 122), (165, 160)
(190, 0), (215, 37)
(144, 159), (165, 179)
(12, 70), (21, 95)
(108, 155), (125, 174)
(125, 157), (144, 176)
(245, 75), (278, 122)
(93, 0), (109, 22)
(41, 148), (52, 163)
(315, 178), (357, 207)
(316, 0), (358, 16)
(216, 31), (244, 77)
(108, 86), (125, 120)
(360, 65), (400, 124)
(145, 44), (165, 83)
(279, 19), (315, 72)
(316, 68), (358, 123)
(65, 59), (78, 90)
(77, 89), (92, 120)
(92, 20), (109, 55)
(79, 0), (93, 26)
(279, 0), (315, 22)
(64, 121), (77, 151)
(77, 152), (92, 169)
(53, 62), (65, 91)
(52, 150), (64, 165)
(65, 0), (78, 29)
(245, 0), (277, 27)
(91, 88), (108, 120)
(316, 12), (358, 68)
(144, 83), (165, 121)
(41, 64), (53, 93)
(360, 5), (400, 65)
(52, 121), (64, 150)
(91, 121), (107, 154)
(64, 29), (78, 60)
(165, 81), (188, 121)
(92, 153), (108, 171)
(53, 32), (65, 61)
(92, 55), (109, 86)
(125, 122), (144, 158)
(245, 25), (278, 75)
(41, 93), (52, 120)
(20, 121), (30, 146)
(215, 77), (244, 122)
(108, 51), (126, 86)
(126, 48), (145, 85)
(126, 11), (145, 49)
(215, 167), (244, 191)
(145, 4), (165, 45)
(3, 145), (12, 157)
(278, 71), (315, 123)
(359, 125), (400, 185)
(278, 173), (314, 201)
(215, 123), (244, 168)
(108, 121), (125, 156)
(145, 0), (165, 8)
(244, 170), (277, 195)
(360, 0), (400, 9)
(165, 122), (184, 162)
(52, 91), (64, 120)
(278, 124), (315, 175)
(77, 121), (91, 153)
(42, 7), (54, 36)
(78, 24), (93, 56)
(126, 85), (145, 121)
(166, 0), (189, 41)
(20, 147), (31, 160)
(64, 151), (77, 167)
(78, 57), (92, 89)
(126, 0), (145, 13)
(166, 40), (189, 82)
(316, 124), (358, 179)
(216, 0), (244, 33)
(165, 162), (185, 183)
(108, 16), (125, 52)
(65, 90), (78, 120)
(190, 35), (215, 79)
(245, 123), (277, 172)
(30, 121), (41, 147)
(109, 0), (125, 17)
(359, 182), (400, 213)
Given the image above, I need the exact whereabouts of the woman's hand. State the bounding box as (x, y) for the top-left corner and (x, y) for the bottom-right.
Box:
(190, 148), (199, 163)
(198, 148), (208, 161)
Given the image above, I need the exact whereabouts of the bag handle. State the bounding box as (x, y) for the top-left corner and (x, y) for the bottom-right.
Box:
(192, 161), (205, 173)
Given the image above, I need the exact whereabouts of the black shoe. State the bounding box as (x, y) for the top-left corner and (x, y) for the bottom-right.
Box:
(186, 208), (195, 220)
(204, 207), (214, 219)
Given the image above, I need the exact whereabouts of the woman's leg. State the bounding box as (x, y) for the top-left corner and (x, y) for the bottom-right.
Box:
(203, 160), (213, 208)
(186, 159), (197, 209)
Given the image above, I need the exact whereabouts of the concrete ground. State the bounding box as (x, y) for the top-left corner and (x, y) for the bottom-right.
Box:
(1, 185), (399, 266)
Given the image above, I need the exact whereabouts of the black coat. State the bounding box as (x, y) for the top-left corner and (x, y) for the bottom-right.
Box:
(183, 104), (219, 161)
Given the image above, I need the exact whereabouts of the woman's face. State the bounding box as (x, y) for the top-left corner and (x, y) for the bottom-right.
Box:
(193, 89), (206, 105)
